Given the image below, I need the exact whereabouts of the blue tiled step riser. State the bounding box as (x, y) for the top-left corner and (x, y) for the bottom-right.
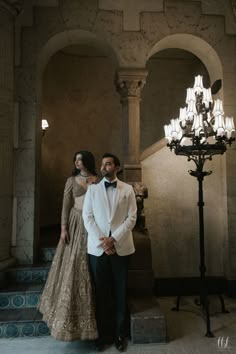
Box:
(6, 268), (50, 283)
(0, 291), (42, 310)
(0, 321), (50, 338)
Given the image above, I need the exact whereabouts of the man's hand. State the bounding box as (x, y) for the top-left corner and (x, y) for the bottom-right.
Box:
(99, 236), (116, 255)
(105, 245), (116, 255)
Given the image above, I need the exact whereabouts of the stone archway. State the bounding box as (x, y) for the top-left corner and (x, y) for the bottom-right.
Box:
(38, 29), (121, 241)
(37, 29), (119, 79)
(142, 32), (224, 157)
(147, 34), (223, 88)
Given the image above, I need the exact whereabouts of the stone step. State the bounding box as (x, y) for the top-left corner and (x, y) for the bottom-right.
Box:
(5, 264), (50, 284)
(0, 284), (43, 310)
(130, 296), (167, 344)
(0, 308), (50, 338)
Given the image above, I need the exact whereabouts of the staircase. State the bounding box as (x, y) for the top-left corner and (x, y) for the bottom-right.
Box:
(0, 241), (167, 342)
(0, 247), (55, 338)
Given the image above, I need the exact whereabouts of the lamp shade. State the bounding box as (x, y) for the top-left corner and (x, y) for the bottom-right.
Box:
(42, 119), (49, 130)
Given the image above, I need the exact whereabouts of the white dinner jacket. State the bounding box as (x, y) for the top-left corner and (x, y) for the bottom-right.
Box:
(82, 178), (137, 256)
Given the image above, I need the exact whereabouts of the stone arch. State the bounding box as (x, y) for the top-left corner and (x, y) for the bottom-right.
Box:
(35, 28), (120, 151)
(36, 29), (119, 79)
(35, 29), (120, 145)
(147, 34), (223, 91)
(141, 33), (224, 158)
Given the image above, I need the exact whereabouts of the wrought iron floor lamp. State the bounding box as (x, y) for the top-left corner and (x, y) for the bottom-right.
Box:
(164, 75), (235, 337)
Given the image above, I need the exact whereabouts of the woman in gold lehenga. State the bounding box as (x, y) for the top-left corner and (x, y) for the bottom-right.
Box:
(38, 150), (98, 341)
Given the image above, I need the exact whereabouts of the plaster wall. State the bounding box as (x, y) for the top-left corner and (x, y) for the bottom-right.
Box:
(40, 51), (121, 226)
(141, 145), (228, 278)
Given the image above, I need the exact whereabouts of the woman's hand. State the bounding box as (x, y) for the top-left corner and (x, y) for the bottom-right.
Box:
(60, 225), (70, 244)
(89, 175), (100, 184)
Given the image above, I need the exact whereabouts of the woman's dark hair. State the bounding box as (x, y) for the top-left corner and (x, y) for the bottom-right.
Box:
(72, 150), (97, 176)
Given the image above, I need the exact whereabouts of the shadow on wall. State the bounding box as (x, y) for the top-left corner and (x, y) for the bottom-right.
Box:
(141, 143), (226, 279)
(40, 224), (61, 247)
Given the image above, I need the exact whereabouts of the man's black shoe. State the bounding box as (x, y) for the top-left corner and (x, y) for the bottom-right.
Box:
(115, 336), (127, 352)
(94, 339), (105, 352)
(95, 337), (114, 352)
(105, 337), (114, 345)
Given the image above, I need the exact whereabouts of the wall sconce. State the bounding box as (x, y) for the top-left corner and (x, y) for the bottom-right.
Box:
(42, 119), (49, 136)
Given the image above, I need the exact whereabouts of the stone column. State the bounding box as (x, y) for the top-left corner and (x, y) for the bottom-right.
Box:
(0, 1), (22, 275)
(116, 69), (155, 302)
(116, 69), (148, 182)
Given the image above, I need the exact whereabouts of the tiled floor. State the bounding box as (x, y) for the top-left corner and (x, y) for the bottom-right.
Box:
(0, 296), (236, 354)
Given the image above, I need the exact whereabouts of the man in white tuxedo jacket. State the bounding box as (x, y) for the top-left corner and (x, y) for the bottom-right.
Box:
(83, 153), (137, 352)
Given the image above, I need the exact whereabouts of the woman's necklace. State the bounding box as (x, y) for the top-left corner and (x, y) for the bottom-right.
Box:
(79, 173), (91, 184)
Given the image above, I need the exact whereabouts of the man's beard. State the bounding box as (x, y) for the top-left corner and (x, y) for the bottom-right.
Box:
(101, 169), (113, 177)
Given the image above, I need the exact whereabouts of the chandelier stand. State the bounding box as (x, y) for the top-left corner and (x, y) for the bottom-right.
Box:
(171, 148), (229, 337)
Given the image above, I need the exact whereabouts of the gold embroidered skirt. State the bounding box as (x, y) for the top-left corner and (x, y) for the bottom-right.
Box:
(38, 208), (98, 341)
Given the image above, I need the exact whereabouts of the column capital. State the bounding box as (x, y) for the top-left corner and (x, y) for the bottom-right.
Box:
(116, 68), (148, 99)
(0, 0), (24, 16)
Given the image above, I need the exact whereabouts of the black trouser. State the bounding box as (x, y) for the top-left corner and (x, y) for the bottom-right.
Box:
(89, 253), (130, 341)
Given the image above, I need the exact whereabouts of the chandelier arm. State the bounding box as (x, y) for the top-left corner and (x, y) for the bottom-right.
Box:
(187, 156), (199, 168)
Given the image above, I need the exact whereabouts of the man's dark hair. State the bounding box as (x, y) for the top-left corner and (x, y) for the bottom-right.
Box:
(102, 153), (120, 167)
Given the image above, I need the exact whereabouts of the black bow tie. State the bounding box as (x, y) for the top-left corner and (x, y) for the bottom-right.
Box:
(105, 181), (117, 189)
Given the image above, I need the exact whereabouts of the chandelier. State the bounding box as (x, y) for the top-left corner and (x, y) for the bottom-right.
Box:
(164, 75), (235, 170)
(163, 75), (235, 337)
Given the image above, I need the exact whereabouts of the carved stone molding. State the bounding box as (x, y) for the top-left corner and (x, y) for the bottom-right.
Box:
(0, 0), (23, 16)
(99, 0), (163, 31)
(116, 69), (148, 99)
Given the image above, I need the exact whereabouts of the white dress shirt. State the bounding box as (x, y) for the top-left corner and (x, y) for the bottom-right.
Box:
(104, 177), (117, 218)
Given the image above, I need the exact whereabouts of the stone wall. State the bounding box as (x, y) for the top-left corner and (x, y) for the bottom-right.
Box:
(0, 6), (14, 266)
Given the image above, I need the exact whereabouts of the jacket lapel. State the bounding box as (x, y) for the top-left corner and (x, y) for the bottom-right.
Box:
(110, 180), (120, 221)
